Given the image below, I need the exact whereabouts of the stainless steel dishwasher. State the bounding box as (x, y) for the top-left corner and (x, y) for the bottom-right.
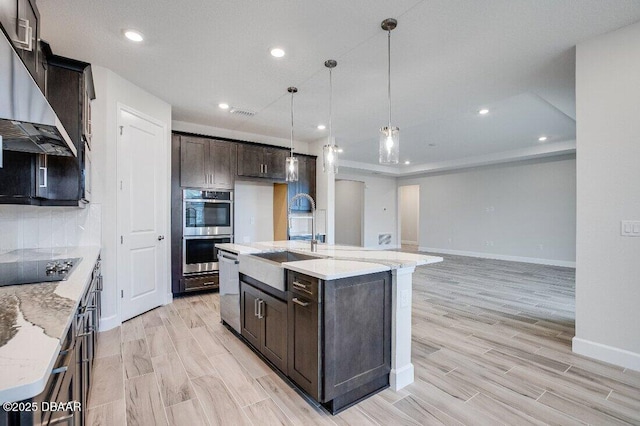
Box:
(219, 249), (240, 333)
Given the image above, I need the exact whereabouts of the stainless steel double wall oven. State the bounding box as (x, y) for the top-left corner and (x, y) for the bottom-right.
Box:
(183, 189), (233, 275)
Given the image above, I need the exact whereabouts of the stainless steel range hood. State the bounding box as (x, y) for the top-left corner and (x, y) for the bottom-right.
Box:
(0, 31), (76, 158)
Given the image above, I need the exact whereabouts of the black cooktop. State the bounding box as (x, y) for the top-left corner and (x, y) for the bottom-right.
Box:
(0, 258), (81, 287)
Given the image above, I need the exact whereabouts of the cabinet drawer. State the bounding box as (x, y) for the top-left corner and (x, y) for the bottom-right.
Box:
(182, 274), (219, 291)
(288, 271), (320, 302)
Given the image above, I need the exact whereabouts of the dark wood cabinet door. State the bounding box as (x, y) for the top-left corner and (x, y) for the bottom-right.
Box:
(261, 293), (288, 372)
(0, 151), (35, 199)
(263, 148), (287, 180)
(210, 140), (234, 189)
(322, 272), (391, 401)
(240, 282), (261, 349)
(287, 292), (320, 400)
(180, 136), (208, 188)
(237, 145), (263, 178)
(17, 0), (43, 89)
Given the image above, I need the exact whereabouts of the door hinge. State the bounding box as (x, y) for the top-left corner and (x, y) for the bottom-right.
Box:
(119, 126), (123, 135)
(121, 290), (123, 298)
(120, 236), (123, 244)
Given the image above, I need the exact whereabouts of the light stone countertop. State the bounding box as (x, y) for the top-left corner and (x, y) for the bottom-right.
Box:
(217, 241), (443, 280)
(0, 246), (101, 403)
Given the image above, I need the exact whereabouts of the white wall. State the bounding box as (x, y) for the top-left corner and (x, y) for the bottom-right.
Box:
(573, 21), (640, 370)
(400, 156), (576, 266)
(91, 66), (172, 330)
(234, 181), (274, 243)
(0, 204), (101, 252)
(338, 171), (399, 249)
(335, 180), (364, 246)
(399, 185), (419, 245)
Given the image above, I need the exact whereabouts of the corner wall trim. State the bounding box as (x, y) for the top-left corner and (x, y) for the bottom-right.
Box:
(572, 337), (640, 372)
(98, 314), (120, 332)
(417, 247), (576, 268)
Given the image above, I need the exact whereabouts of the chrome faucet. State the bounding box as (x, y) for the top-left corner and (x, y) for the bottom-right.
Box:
(288, 193), (317, 252)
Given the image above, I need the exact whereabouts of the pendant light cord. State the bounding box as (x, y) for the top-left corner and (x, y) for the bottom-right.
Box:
(329, 68), (333, 147)
(387, 29), (392, 129)
(290, 90), (294, 157)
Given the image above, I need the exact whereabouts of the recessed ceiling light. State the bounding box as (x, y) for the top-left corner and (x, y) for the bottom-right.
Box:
(317, 124), (326, 130)
(218, 103), (230, 110)
(270, 48), (285, 58)
(404, 160), (410, 165)
(124, 30), (144, 42)
(478, 108), (489, 115)
(538, 136), (548, 142)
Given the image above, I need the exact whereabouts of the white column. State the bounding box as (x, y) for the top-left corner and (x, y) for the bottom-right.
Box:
(389, 266), (415, 390)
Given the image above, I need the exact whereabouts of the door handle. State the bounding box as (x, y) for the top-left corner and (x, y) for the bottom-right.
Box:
(158, 235), (165, 241)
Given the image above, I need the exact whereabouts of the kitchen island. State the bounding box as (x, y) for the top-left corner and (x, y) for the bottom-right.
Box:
(217, 241), (442, 398)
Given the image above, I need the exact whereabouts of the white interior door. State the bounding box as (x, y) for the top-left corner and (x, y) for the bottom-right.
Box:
(118, 106), (167, 322)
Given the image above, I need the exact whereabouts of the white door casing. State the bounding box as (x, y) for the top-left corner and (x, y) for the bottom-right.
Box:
(117, 105), (168, 322)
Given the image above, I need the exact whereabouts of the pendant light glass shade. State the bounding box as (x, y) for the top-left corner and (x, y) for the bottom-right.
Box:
(323, 143), (338, 174)
(286, 86), (299, 182)
(379, 126), (399, 164)
(323, 60), (339, 174)
(286, 156), (298, 181)
(379, 18), (399, 165)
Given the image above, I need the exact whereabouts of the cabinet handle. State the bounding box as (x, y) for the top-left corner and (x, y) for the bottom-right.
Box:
(51, 366), (68, 375)
(257, 300), (264, 319)
(293, 281), (313, 295)
(254, 298), (259, 317)
(15, 19), (33, 51)
(292, 297), (310, 307)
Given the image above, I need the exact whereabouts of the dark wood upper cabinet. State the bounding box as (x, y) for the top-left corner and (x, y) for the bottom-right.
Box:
(288, 155), (317, 212)
(180, 136), (235, 189)
(0, 0), (45, 90)
(237, 144), (288, 180)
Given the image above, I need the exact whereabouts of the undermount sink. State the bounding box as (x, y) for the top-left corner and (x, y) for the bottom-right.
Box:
(251, 250), (322, 264)
(238, 251), (324, 292)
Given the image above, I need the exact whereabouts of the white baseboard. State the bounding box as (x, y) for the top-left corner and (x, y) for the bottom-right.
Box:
(390, 363), (415, 391)
(401, 240), (418, 245)
(573, 337), (640, 372)
(99, 314), (120, 332)
(417, 247), (576, 268)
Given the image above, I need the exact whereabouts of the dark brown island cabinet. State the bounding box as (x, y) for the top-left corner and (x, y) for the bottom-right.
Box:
(240, 269), (392, 414)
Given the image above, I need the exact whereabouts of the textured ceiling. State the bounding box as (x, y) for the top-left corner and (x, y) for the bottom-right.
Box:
(38, 0), (640, 169)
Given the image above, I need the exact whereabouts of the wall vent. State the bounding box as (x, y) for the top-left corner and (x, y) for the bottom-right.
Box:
(230, 107), (256, 117)
(378, 233), (392, 245)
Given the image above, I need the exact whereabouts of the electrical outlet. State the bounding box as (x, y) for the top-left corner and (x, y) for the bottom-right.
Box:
(621, 220), (640, 237)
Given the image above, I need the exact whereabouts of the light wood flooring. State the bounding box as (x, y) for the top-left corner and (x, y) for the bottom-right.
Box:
(87, 252), (640, 425)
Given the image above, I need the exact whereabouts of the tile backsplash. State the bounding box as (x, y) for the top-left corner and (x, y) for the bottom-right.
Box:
(0, 204), (101, 253)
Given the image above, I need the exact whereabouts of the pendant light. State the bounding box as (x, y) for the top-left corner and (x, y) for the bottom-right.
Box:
(323, 59), (339, 174)
(286, 86), (299, 182)
(379, 18), (399, 164)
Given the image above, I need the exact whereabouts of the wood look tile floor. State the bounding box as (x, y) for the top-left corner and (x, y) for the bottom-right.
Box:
(87, 250), (640, 425)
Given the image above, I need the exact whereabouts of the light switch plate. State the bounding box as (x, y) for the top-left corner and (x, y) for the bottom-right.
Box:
(621, 220), (640, 237)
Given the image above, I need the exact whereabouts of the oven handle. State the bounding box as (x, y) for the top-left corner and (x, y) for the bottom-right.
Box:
(184, 199), (233, 204)
(183, 235), (232, 240)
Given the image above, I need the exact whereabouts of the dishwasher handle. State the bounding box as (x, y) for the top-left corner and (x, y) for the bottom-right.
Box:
(219, 253), (239, 264)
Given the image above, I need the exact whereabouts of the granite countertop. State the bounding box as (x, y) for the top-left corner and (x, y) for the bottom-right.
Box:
(218, 241), (443, 280)
(0, 246), (101, 403)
